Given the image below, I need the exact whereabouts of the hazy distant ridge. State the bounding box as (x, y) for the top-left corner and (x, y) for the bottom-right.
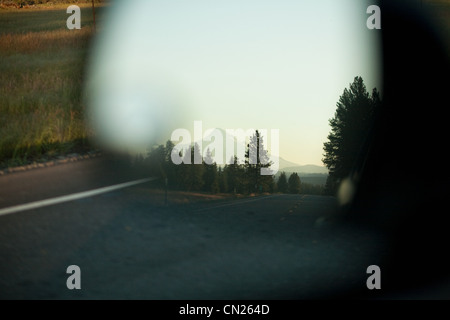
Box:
(280, 164), (328, 174)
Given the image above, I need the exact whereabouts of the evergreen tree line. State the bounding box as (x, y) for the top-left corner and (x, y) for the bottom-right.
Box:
(140, 75), (379, 197)
(142, 130), (323, 195)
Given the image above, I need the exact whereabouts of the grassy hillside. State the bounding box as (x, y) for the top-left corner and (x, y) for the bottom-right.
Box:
(0, 3), (107, 168)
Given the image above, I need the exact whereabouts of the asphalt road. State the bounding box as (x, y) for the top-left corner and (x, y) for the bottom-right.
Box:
(0, 156), (388, 299)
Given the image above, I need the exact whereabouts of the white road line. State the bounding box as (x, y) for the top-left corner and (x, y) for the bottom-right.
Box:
(194, 194), (283, 212)
(0, 177), (155, 216)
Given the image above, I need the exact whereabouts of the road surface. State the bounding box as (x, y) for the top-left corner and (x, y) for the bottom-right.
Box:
(0, 156), (387, 299)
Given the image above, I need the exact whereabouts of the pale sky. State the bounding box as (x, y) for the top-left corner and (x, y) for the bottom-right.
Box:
(86, 0), (382, 167)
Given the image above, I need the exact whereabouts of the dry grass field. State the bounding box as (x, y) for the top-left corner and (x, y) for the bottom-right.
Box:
(0, 2), (107, 168)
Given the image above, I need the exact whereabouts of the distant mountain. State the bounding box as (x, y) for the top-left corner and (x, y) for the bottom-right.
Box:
(180, 128), (328, 174)
(275, 163), (328, 186)
(281, 164), (328, 174)
(278, 157), (301, 169)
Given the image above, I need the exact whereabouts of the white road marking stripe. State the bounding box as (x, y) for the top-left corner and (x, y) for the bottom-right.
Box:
(0, 177), (155, 216)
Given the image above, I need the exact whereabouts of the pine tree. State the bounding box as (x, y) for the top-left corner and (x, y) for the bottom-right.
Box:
(224, 156), (243, 194)
(203, 148), (219, 193)
(189, 143), (204, 191)
(146, 144), (166, 181)
(288, 172), (301, 194)
(163, 140), (177, 188)
(178, 143), (204, 191)
(277, 172), (288, 193)
(218, 166), (227, 193)
(244, 130), (274, 193)
(322, 76), (381, 194)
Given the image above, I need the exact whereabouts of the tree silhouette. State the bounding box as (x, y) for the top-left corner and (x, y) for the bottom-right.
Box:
(288, 172), (301, 194)
(163, 140), (177, 188)
(146, 144), (165, 178)
(177, 143), (204, 191)
(203, 148), (219, 193)
(144, 134), (278, 195)
(322, 76), (381, 194)
(223, 156), (243, 194)
(277, 172), (288, 193)
(244, 130), (274, 193)
(217, 166), (227, 193)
